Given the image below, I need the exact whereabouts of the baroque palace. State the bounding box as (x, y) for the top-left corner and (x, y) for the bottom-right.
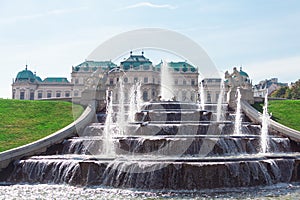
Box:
(12, 52), (198, 103)
(12, 52), (252, 104)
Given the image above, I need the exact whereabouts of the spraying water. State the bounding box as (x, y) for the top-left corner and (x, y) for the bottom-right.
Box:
(116, 78), (126, 135)
(200, 81), (205, 110)
(261, 90), (270, 153)
(160, 60), (174, 100)
(103, 90), (115, 156)
(234, 88), (242, 135)
(217, 80), (225, 122)
(128, 82), (143, 122)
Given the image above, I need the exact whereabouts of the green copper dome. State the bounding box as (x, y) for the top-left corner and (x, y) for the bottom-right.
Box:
(16, 66), (40, 82)
(239, 69), (249, 77)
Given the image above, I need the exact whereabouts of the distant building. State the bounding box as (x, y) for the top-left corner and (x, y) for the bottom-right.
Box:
(12, 53), (199, 102)
(12, 53), (254, 106)
(12, 65), (73, 100)
(253, 78), (288, 97)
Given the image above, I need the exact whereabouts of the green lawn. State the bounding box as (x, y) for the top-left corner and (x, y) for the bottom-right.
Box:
(0, 99), (84, 152)
(252, 100), (300, 131)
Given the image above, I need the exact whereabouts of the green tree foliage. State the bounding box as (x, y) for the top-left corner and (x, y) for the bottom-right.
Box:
(290, 79), (300, 99)
(271, 79), (300, 99)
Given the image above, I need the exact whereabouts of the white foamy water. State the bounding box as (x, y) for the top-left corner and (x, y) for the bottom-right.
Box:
(1, 183), (300, 200)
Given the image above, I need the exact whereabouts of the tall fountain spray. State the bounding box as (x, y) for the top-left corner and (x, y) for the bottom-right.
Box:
(128, 82), (143, 122)
(234, 87), (242, 135)
(103, 90), (115, 156)
(160, 60), (174, 100)
(116, 78), (126, 135)
(261, 90), (270, 153)
(216, 80), (225, 122)
(200, 81), (205, 110)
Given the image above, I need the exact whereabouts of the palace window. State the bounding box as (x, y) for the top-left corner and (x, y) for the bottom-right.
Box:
(47, 91), (52, 98)
(183, 80), (187, 85)
(144, 77), (148, 83)
(65, 91), (70, 97)
(75, 78), (79, 84)
(152, 89), (156, 98)
(56, 91), (61, 98)
(20, 91), (25, 100)
(38, 91), (43, 99)
(143, 91), (148, 101)
(30, 90), (34, 100)
(74, 91), (79, 97)
(134, 77), (138, 83)
(191, 79), (195, 85)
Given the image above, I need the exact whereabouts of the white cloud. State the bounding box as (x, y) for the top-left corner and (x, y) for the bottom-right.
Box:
(0, 6), (88, 25)
(118, 2), (177, 11)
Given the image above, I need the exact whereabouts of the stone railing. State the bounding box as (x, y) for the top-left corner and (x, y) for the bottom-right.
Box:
(0, 105), (96, 172)
(241, 100), (300, 142)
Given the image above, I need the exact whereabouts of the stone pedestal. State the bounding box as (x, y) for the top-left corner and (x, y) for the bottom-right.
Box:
(227, 87), (254, 109)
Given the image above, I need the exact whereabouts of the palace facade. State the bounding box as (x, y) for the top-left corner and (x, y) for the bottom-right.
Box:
(12, 53), (199, 103)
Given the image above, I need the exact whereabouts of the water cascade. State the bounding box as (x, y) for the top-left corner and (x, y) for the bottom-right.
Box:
(216, 80), (225, 122)
(116, 78), (126, 135)
(160, 60), (174, 100)
(128, 82), (143, 122)
(102, 90), (115, 156)
(200, 80), (205, 110)
(234, 87), (242, 135)
(261, 91), (270, 153)
(2, 85), (299, 191)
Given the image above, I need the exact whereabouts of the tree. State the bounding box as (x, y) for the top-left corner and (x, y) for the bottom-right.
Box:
(270, 79), (300, 99)
(271, 86), (289, 98)
(290, 79), (300, 99)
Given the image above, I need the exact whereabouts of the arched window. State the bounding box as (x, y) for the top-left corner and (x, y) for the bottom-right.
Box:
(65, 91), (70, 97)
(74, 91), (79, 97)
(38, 90), (43, 99)
(20, 90), (25, 100)
(143, 91), (148, 101)
(56, 91), (61, 98)
(30, 90), (34, 100)
(47, 90), (52, 98)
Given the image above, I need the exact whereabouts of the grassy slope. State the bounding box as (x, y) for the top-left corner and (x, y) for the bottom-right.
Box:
(252, 100), (300, 131)
(0, 99), (84, 152)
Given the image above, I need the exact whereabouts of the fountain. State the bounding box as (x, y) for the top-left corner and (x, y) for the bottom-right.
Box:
(102, 90), (115, 156)
(116, 78), (126, 135)
(128, 82), (143, 122)
(199, 80), (205, 110)
(261, 90), (270, 153)
(160, 60), (174, 100)
(216, 79), (225, 122)
(1, 72), (300, 191)
(234, 87), (242, 135)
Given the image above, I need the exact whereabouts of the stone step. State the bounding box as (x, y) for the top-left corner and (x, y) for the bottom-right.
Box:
(80, 123), (261, 136)
(61, 135), (291, 156)
(6, 154), (300, 189)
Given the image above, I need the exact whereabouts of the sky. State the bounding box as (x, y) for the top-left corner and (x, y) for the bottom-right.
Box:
(0, 0), (299, 98)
